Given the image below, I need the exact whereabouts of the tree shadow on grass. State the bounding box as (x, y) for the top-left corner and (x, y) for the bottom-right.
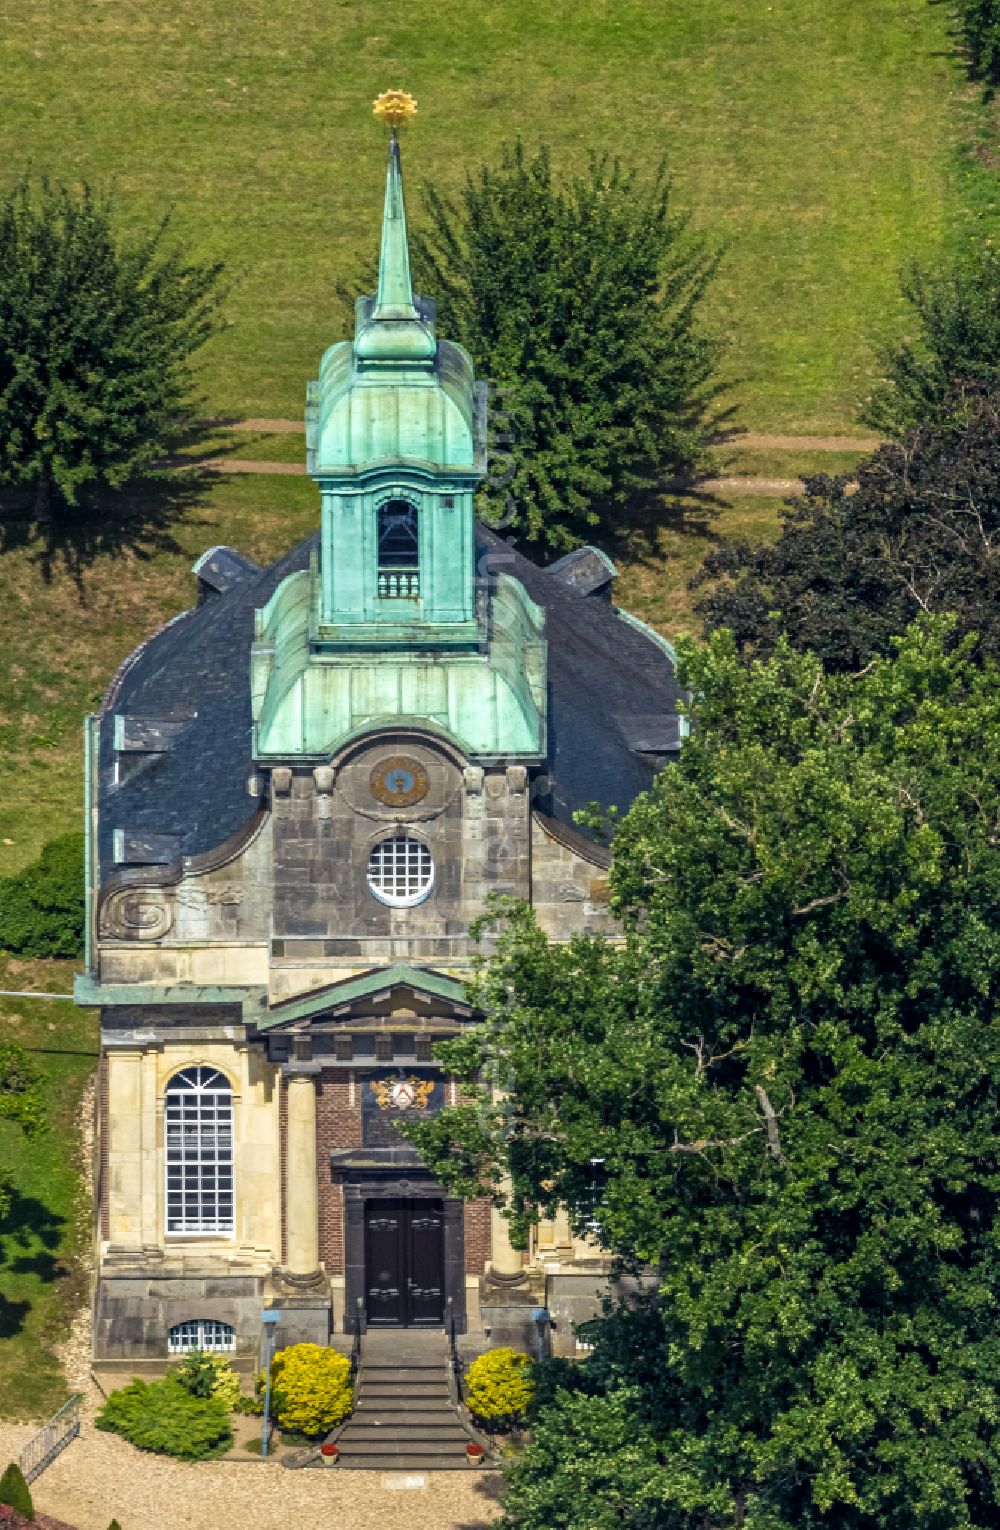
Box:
(0, 1189), (68, 1340)
(601, 480), (728, 570)
(0, 466), (217, 593)
(0, 419), (238, 591)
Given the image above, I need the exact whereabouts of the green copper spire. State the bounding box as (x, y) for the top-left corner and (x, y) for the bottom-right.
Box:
(374, 132), (417, 320)
(262, 95), (547, 757)
(355, 126), (436, 363)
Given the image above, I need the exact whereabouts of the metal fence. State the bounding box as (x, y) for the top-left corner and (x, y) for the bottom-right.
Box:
(18, 1394), (81, 1485)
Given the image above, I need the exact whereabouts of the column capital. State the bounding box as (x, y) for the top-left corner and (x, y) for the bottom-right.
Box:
(282, 1060), (322, 1079)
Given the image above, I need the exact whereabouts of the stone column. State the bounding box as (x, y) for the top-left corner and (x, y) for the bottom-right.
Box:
(283, 1062), (321, 1282)
(139, 1051), (161, 1251)
(537, 1206), (574, 1260)
(551, 1206), (574, 1252)
(489, 1175), (527, 1282)
(106, 1047), (143, 1251)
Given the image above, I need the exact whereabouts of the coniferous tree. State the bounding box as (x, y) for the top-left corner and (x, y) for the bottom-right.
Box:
(409, 143), (722, 550)
(0, 179), (223, 520)
(0, 1462), (33, 1521)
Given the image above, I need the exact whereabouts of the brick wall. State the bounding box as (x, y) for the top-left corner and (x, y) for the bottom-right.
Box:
(464, 1198), (491, 1274)
(315, 1071), (362, 1275)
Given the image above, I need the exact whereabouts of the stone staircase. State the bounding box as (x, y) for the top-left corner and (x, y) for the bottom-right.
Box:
(335, 1329), (481, 1471)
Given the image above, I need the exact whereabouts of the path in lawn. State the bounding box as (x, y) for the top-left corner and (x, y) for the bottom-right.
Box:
(213, 420), (884, 452)
(1, 0), (986, 432)
(189, 458), (815, 495)
(0, 1419), (502, 1530)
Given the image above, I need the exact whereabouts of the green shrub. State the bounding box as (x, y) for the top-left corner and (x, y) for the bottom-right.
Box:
(95, 1375), (232, 1460)
(861, 248), (1000, 438)
(269, 1344), (352, 1439)
(951, 1), (1000, 88)
(0, 833), (84, 958)
(464, 1347), (535, 1429)
(0, 1462), (33, 1520)
(173, 1350), (242, 1409)
(107, 1521), (122, 1530)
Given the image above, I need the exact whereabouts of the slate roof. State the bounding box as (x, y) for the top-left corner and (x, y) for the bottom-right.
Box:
(95, 527), (684, 884)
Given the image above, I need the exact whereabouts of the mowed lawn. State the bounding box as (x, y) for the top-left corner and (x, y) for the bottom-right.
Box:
(0, 961), (98, 1419)
(0, 0), (984, 434)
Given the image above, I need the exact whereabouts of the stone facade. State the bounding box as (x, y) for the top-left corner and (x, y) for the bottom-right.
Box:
(83, 130), (677, 1369)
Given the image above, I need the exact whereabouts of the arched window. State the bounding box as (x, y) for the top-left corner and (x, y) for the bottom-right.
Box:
(377, 498), (419, 598)
(168, 1319), (235, 1354)
(165, 1067), (234, 1235)
(367, 833), (434, 908)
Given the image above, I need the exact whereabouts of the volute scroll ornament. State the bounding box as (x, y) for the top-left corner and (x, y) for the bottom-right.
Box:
(100, 888), (173, 941)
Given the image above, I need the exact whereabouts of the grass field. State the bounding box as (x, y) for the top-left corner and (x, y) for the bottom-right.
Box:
(0, 1), (996, 1410)
(1, 0), (991, 433)
(0, 960), (97, 1419)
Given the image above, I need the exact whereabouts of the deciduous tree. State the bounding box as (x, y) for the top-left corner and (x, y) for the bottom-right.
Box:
(0, 179), (223, 520)
(409, 620), (1000, 1529)
(862, 248), (1000, 437)
(693, 388), (1000, 671)
(410, 143), (722, 550)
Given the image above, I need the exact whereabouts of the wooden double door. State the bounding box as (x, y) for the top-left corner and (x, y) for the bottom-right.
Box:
(364, 1197), (445, 1326)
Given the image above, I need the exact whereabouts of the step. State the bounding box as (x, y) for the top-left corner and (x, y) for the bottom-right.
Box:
(342, 1419), (470, 1432)
(342, 1432), (470, 1444)
(338, 1456), (483, 1472)
(357, 1377), (443, 1389)
(353, 1415), (459, 1428)
(338, 1440), (472, 1460)
(353, 1407), (458, 1419)
(360, 1385), (452, 1401)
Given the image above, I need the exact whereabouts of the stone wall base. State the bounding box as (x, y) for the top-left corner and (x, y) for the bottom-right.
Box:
(93, 1269), (270, 1360)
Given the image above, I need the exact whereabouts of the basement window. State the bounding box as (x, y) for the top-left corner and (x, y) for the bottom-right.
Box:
(168, 1319), (235, 1354)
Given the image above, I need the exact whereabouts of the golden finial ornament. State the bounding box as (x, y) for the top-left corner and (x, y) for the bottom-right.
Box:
(373, 90), (418, 130)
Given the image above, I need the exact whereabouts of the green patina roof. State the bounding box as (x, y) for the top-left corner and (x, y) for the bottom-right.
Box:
(308, 134), (478, 475)
(75, 966), (470, 1027)
(252, 560), (546, 760)
(255, 127), (547, 761)
(254, 962), (471, 1031)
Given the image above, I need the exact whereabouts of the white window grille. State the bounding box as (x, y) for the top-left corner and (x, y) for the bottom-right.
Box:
(366, 834), (434, 908)
(165, 1067), (234, 1235)
(168, 1319), (235, 1354)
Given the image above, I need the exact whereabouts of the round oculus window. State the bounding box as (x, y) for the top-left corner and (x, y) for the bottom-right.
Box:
(366, 834), (434, 908)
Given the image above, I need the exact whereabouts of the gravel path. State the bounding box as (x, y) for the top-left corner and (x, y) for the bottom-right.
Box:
(0, 1420), (503, 1530)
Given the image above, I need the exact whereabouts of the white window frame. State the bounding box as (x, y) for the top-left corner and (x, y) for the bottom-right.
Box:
(366, 833), (434, 908)
(164, 1066), (235, 1237)
(168, 1318), (235, 1354)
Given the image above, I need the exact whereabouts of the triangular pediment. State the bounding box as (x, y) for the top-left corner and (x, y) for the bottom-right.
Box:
(254, 962), (474, 1032)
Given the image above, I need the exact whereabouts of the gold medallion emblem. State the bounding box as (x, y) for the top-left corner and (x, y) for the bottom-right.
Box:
(371, 1077), (436, 1111)
(369, 754), (429, 808)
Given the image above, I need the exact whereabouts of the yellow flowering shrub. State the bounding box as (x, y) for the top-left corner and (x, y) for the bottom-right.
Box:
(269, 1344), (353, 1437)
(206, 1355), (242, 1410)
(465, 1348), (535, 1427)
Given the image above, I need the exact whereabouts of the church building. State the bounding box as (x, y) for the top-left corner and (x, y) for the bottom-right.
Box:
(79, 115), (683, 1364)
